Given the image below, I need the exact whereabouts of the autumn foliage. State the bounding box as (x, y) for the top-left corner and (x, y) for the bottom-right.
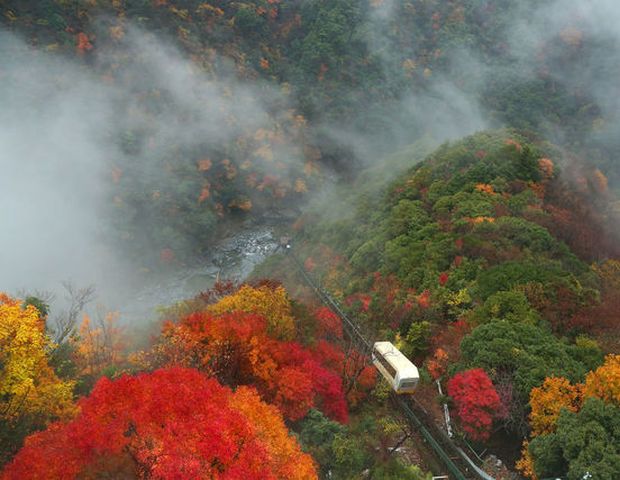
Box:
(427, 319), (471, 379)
(567, 260), (620, 345)
(75, 32), (93, 54)
(518, 355), (620, 478)
(0, 293), (74, 425)
(311, 338), (376, 407)
(583, 354), (620, 406)
(314, 306), (343, 339)
(427, 348), (449, 380)
(447, 368), (503, 441)
(528, 377), (582, 436)
(158, 307), (348, 422)
(345, 272), (417, 331)
(74, 312), (125, 377)
(2, 368), (317, 480)
(206, 284), (295, 339)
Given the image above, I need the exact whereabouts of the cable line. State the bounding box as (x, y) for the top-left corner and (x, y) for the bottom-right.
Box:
(285, 245), (495, 480)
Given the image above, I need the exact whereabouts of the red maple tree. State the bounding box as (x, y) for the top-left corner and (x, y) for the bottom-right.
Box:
(158, 310), (348, 422)
(447, 368), (503, 441)
(314, 306), (343, 339)
(2, 368), (317, 479)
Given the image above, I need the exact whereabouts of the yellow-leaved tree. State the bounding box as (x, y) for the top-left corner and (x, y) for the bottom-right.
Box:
(0, 293), (75, 462)
(207, 284), (295, 339)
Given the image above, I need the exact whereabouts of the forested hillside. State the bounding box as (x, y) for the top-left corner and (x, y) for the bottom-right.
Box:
(2, 1), (620, 479)
(2, 0), (620, 265)
(1, 282), (433, 479)
(259, 131), (620, 478)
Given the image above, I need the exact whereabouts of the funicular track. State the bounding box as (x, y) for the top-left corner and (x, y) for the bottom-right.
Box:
(286, 248), (495, 480)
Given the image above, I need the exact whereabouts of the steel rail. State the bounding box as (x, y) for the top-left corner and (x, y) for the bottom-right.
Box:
(285, 247), (494, 479)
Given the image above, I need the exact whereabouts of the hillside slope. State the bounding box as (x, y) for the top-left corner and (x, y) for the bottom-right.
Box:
(2, 0), (620, 265)
(260, 130), (620, 476)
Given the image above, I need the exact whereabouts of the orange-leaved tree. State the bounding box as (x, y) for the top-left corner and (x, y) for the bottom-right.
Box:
(157, 309), (348, 422)
(528, 376), (582, 437)
(74, 311), (125, 378)
(517, 355), (620, 478)
(583, 354), (620, 406)
(2, 367), (317, 480)
(517, 376), (583, 479)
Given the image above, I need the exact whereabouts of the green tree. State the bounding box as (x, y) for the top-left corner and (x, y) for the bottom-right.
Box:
(460, 320), (588, 402)
(371, 459), (431, 480)
(470, 290), (540, 325)
(529, 398), (620, 480)
(388, 200), (430, 237)
(404, 320), (432, 358)
(22, 296), (49, 319)
(298, 409), (367, 479)
(476, 260), (568, 300)
(234, 4), (267, 38)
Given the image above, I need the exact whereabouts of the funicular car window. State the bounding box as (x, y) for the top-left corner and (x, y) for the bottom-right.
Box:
(373, 348), (397, 378)
(399, 380), (417, 389)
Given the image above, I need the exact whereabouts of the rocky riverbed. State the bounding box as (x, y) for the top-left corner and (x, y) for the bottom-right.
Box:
(115, 223), (280, 324)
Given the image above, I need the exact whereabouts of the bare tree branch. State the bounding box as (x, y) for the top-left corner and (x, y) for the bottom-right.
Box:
(49, 282), (96, 345)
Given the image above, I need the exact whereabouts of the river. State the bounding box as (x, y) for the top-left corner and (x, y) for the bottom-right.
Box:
(110, 223), (280, 325)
